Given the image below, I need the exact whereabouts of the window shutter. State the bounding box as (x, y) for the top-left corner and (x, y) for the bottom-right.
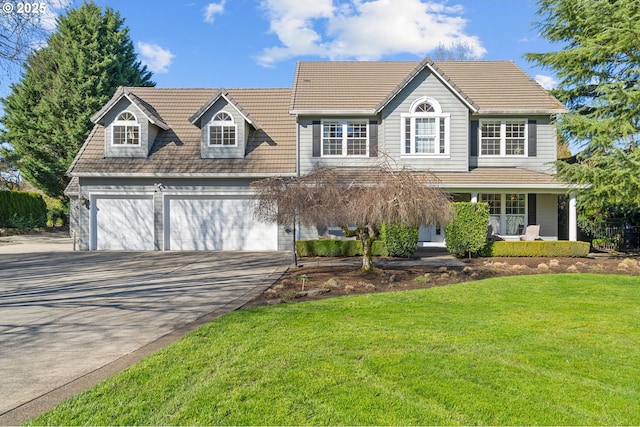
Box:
(528, 194), (537, 225)
(528, 120), (537, 157)
(369, 120), (378, 157)
(312, 120), (321, 157)
(470, 120), (479, 157)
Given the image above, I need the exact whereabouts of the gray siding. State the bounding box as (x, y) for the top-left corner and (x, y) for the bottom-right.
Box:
(298, 117), (380, 174)
(103, 98), (153, 158)
(381, 68), (470, 172)
(470, 116), (557, 172)
(200, 98), (247, 159)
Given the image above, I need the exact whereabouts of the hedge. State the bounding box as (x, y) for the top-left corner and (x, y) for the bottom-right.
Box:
(296, 239), (389, 257)
(380, 223), (419, 257)
(0, 191), (47, 228)
(445, 202), (490, 258)
(484, 241), (590, 257)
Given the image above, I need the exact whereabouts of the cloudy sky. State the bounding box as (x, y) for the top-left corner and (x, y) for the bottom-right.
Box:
(3, 0), (560, 92)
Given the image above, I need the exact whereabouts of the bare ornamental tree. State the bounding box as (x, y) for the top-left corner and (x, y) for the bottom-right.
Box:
(252, 164), (453, 271)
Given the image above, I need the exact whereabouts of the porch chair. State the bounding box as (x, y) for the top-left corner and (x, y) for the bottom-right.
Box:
(519, 224), (541, 241)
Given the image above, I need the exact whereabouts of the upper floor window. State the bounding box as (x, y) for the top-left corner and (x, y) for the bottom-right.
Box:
(208, 111), (237, 146)
(322, 120), (368, 157)
(401, 97), (449, 156)
(112, 111), (140, 145)
(480, 119), (527, 156)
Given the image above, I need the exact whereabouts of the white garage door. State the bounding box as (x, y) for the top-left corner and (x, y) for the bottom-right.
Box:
(93, 196), (154, 250)
(166, 197), (277, 251)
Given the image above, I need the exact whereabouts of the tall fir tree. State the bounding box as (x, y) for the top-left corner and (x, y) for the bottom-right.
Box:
(0, 1), (154, 198)
(526, 0), (640, 218)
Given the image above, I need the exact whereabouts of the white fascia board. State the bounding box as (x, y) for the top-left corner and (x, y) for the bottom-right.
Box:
(191, 93), (254, 126)
(475, 108), (568, 115)
(289, 109), (376, 116)
(438, 183), (586, 191)
(69, 172), (295, 178)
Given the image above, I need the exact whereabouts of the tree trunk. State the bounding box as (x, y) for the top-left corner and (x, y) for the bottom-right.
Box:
(342, 224), (378, 271)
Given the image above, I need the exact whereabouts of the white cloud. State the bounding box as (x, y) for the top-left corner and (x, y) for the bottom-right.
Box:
(257, 0), (486, 67)
(136, 42), (175, 73)
(535, 74), (558, 90)
(204, 1), (226, 24)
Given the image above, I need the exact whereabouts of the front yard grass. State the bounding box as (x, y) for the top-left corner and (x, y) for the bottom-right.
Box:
(29, 274), (640, 426)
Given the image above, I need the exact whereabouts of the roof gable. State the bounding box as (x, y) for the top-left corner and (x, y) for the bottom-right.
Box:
(91, 87), (170, 130)
(289, 59), (565, 115)
(189, 90), (260, 129)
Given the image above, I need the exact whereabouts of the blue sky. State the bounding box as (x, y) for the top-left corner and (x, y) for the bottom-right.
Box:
(2, 0), (561, 95)
(86, 0), (559, 90)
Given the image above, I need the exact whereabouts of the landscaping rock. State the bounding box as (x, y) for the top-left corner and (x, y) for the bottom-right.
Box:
(567, 265), (578, 272)
(549, 259), (560, 268)
(307, 288), (331, 297)
(438, 266), (448, 272)
(463, 266), (474, 274)
(537, 263), (549, 271)
(345, 285), (355, 293)
(322, 278), (344, 289)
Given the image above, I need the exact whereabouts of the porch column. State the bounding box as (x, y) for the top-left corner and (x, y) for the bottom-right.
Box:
(471, 193), (478, 203)
(569, 193), (577, 241)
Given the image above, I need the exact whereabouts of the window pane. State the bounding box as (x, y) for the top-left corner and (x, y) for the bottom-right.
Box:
(223, 126), (235, 145)
(113, 126), (126, 145)
(481, 121), (501, 155)
(506, 215), (525, 235)
(323, 122), (342, 155)
(346, 122), (367, 156)
(439, 118), (446, 154)
(405, 118), (412, 154)
(505, 121), (525, 155)
(505, 193), (525, 235)
(415, 102), (435, 113)
(415, 118), (436, 153)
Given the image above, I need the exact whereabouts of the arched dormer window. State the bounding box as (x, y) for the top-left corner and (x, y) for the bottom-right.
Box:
(402, 97), (449, 156)
(112, 111), (140, 145)
(208, 111), (237, 146)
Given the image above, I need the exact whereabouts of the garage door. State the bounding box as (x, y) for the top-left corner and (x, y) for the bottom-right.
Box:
(93, 196), (154, 250)
(166, 197), (277, 250)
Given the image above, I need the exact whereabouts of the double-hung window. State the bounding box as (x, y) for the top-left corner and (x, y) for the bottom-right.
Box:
(479, 193), (526, 235)
(480, 119), (526, 156)
(112, 112), (140, 145)
(321, 120), (368, 157)
(402, 97), (449, 156)
(209, 112), (237, 146)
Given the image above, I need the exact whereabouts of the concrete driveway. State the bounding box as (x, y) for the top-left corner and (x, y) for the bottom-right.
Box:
(0, 242), (290, 424)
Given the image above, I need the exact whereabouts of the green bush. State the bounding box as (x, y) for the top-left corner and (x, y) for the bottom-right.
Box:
(0, 190), (47, 228)
(445, 202), (489, 258)
(46, 198), (68, 227)
(296, 239), (389, 257)
(380, 223), (419, 257)
(485, 241), (590, 257)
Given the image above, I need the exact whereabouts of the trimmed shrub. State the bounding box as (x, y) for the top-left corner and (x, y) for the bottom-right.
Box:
(296, 239), (389, 257)
(380, 223), (419, 257)
(485, 241), (590, 257)
(445, 202), (490, 258)
(0, 191), (47, 228)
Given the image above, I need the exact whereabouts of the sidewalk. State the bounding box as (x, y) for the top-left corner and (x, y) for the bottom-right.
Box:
(0, 230), (73, 254)
(298, 247), (465, 268)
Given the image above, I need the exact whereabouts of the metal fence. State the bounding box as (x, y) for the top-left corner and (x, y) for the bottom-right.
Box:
(590, 225), (640, 252)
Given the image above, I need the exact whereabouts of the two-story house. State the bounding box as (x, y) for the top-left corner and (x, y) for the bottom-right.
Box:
(66, 58), (575, 251)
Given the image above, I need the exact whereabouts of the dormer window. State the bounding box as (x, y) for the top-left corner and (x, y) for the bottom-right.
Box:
(208, 111), (237, 146)
(401, 97), (450, 156)
(112, 111), (140, 145)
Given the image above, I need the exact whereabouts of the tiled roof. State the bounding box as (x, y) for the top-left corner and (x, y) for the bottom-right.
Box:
(69, 87), (296, 176)
(290, 60), (565, 114)
(328, 167), (568, 189)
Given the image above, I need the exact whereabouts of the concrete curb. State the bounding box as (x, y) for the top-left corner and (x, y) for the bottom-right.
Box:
(0, 263), (289, 426)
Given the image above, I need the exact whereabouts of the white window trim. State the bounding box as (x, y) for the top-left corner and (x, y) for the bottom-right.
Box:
(401, 96), (450, 157)
(320, 119), (369, 158)
(479, 193), (528, 236)
(111, 111), (141, 146)
(479, 119), (528, 157)
(401, 113), (450, 157)
(208, 111), (238, 147)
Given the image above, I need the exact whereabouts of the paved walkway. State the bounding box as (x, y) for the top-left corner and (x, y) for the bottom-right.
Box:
(0, 249), (289, 425)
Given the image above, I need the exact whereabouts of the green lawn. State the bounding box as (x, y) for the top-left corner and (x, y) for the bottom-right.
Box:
(29, 274), (640, 426)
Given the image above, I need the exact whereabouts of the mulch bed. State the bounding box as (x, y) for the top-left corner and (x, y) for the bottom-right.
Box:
(243, 253), (640, 308)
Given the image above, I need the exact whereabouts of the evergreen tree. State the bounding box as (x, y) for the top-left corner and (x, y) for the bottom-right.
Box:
(0, 2), (154, 197)
(526, 0), (640, 215)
